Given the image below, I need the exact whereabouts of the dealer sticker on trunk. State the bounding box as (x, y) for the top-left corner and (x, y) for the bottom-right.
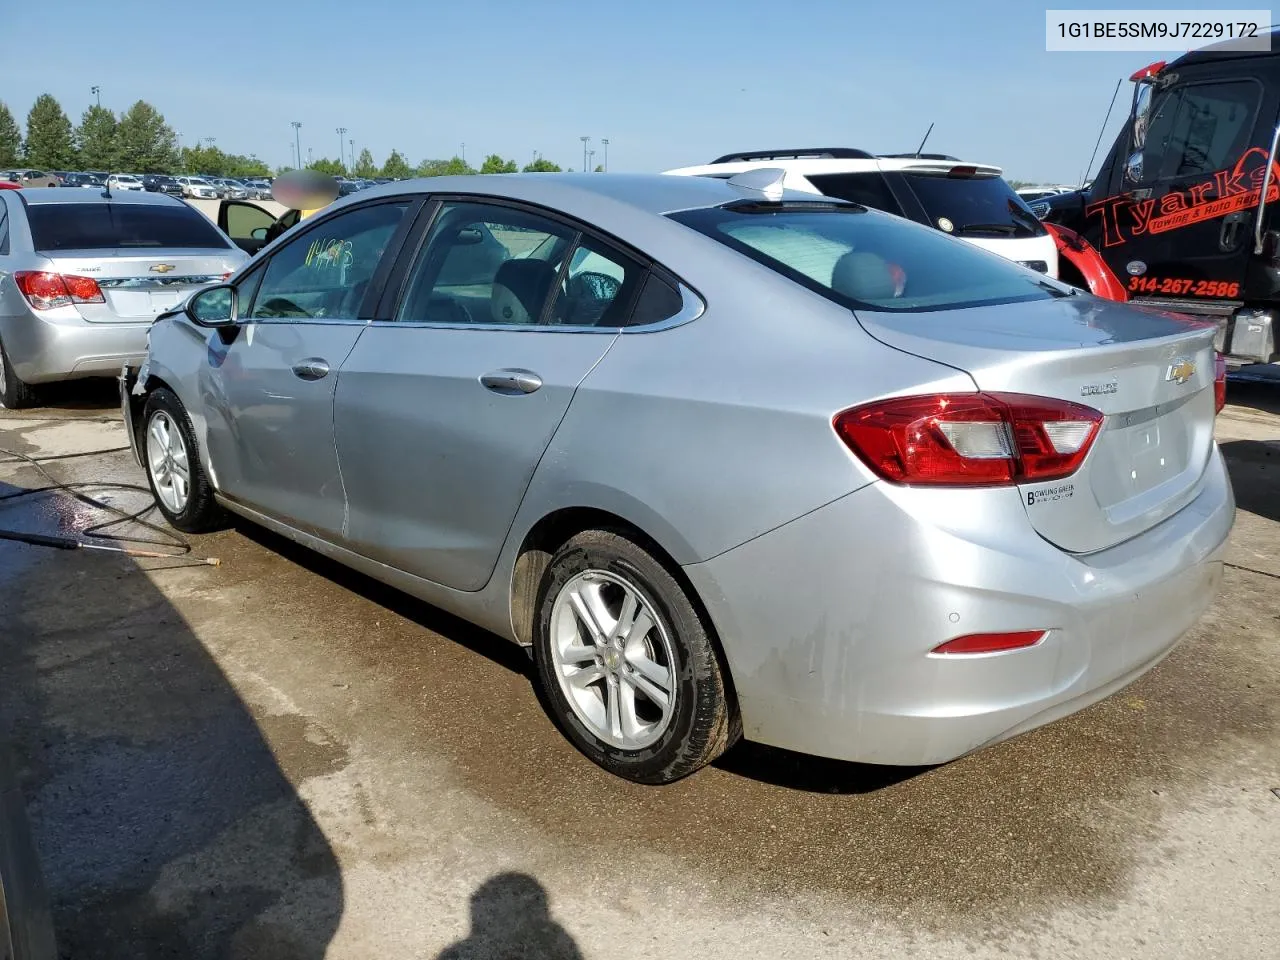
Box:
(1027, 483), (1075, 506)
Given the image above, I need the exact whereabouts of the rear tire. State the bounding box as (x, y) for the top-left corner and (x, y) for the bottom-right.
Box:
(141, 388), (226, 533)
(0, 339), (37, 409)
(533, 529), (739, 784)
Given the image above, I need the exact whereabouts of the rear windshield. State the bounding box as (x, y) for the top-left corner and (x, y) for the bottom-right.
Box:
(903, 173), (1045, 238)
(668, 204), (1065, 313)
(27, 202), (232, 251)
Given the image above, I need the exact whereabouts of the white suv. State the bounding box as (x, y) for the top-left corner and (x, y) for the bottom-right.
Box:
(175, 176), (219, 199)
(105, 173), (145, 191)
(666, 148), (1058, 278)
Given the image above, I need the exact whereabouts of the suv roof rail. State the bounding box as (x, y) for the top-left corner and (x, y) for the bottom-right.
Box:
(880, 152), (961, 161)
(709, 147), (874, 163)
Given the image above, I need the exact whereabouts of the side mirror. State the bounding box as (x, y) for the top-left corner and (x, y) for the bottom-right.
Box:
(1124, 150), (1144, 184)
(185, 283), (238, 328)
(250, 226), (269, 239)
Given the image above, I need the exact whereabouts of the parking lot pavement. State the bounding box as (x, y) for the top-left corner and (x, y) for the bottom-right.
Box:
(0, 381), (1277, 960)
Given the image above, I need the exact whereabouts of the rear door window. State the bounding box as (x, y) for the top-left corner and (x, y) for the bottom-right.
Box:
(547, 235), (645, 326)
(670, 204), (1062, 313)
(26, 203), (234, 251)
(901, 173), (1045, 238)
(395, 202), (578, 325)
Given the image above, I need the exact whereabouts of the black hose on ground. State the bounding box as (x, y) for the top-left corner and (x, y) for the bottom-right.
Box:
(0, 444), (219, 566)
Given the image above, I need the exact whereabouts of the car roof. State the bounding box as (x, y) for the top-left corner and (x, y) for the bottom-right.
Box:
(17, 188), (187, 207)
(354, 172), (830, 215)
(666, 156), (1004, 178)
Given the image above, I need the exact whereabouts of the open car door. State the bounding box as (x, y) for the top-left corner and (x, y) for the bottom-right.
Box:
(217, 200), (300, 255)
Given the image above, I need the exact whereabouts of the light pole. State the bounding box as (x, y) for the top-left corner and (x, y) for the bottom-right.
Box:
(90, 85), (100, 108)
(349, 138), (355, 172)
(291, 121), (302, 170)
(336, 127), (347, 173)
(460, 143), (466, 166)
(307, 146), (313, 166)
(202, 137), (215, 147)
(580, 136), (590, 173)
(588, 148), (596, 171)
(601, 138), (609, 172)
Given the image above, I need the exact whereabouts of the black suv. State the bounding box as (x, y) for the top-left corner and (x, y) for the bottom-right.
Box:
(142, 174), (183, 195)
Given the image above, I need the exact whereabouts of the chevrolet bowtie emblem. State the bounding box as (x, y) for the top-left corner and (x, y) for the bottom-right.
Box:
(1165, 357), (1196, 385)
(150, 263), (176, 274)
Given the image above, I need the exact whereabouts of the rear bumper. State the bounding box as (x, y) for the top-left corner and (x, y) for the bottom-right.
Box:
(0, 310), (148, 384)
(683, 447), (1234, 766)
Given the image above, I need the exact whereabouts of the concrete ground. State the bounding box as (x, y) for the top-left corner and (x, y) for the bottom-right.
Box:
(0, 377), (1277, 960)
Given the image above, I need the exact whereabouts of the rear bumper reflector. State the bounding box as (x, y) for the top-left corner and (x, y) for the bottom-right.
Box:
(931, 631), (1047, 656)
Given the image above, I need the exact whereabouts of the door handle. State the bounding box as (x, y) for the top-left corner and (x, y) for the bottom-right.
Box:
(480, 369), (543, 395)
(291, 358), (330, 381)
(1220, 211), (1247, 251)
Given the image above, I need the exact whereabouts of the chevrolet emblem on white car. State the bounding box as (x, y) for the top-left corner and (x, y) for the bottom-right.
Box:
(1165, 358), (1196, 385)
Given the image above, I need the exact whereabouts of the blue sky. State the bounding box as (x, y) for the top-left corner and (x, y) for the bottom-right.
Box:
(3, 1), (1204, 182)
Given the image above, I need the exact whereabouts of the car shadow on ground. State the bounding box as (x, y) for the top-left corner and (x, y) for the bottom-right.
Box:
(1220, 439), (1279, 523)
(0, 481), (344, 960)
(233, 519), (924, 797)
(1225, 375), (1280, 417)
(20, 379), (121, 413)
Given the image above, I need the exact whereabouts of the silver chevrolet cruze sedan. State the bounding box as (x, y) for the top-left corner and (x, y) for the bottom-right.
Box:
(122, 173), (1233, 783)
(0, 189), (247, 407)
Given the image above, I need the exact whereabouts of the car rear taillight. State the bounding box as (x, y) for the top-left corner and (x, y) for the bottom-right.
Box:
(14, 271), (105, 310)
(1214, 352), (1227, 414)
(931, 631), (1047, 656)
(833, 392), (1103, 486)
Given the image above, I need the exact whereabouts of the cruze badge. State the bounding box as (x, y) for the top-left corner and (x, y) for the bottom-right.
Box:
(1165, 358), (1196, 385)
(1080, 380), (1118, 397)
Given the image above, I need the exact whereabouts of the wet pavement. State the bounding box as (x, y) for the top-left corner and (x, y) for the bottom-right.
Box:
(0, 379), (1277, 959)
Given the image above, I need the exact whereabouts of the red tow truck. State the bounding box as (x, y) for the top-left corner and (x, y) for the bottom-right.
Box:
(1039, 29), (1280, 368)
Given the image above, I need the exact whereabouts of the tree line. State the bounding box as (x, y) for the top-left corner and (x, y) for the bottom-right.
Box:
(281, 150), (582, 179)
(0, 94), (586, 180)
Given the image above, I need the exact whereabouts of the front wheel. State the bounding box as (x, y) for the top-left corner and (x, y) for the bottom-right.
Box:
(533, 530), (739, 784)
(141, 388), (226, 533)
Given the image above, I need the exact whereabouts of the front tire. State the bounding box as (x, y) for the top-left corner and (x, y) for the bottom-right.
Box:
(533, 530), (739, 784)
(0, 339), (37, 409)
(142, 388), (225, 533)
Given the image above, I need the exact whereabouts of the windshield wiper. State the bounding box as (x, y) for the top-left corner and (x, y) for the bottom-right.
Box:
(954, 222), (1019, 236)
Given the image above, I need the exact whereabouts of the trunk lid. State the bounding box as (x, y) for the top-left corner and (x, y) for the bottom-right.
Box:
(856, 296), (1219, 554)
(41, 250), (242, 322)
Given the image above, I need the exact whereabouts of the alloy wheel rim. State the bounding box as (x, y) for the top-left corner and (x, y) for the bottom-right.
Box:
(549, 569), (677, 750)
(146, 411), (191, 513)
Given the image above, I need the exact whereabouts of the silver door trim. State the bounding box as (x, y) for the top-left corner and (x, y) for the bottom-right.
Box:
(368, 283), (705, 334)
